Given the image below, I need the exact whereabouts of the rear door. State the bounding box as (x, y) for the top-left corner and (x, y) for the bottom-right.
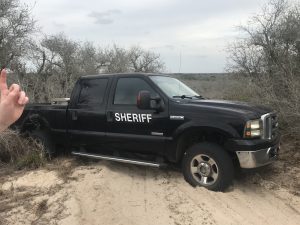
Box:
(106, 75), (169, 154)
(67, 77), (111, 147)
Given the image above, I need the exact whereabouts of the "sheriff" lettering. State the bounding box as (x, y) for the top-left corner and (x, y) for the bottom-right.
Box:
(115, 113), (152, 123)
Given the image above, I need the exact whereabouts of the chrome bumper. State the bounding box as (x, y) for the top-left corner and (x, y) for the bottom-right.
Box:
(236, 144), (280, 168)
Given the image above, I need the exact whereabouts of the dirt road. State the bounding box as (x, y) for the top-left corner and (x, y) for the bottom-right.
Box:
(1, 159), (300, 225)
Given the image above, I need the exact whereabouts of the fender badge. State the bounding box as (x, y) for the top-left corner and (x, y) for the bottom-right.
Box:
(170, 115), (184, 120)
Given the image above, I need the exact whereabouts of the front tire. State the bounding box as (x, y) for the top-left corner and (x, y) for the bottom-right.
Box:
(182, 142), (234, 191)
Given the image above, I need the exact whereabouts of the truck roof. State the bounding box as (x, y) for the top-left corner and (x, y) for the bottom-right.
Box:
(80, 73), (170, 80)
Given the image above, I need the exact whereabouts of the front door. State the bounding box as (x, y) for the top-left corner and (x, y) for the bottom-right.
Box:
(106, 76), (168, 154)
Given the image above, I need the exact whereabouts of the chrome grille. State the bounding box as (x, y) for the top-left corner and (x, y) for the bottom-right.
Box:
(261, 112), (278, 139)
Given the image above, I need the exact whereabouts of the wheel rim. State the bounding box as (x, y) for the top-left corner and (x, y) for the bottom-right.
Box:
(190, 154), (219, 186)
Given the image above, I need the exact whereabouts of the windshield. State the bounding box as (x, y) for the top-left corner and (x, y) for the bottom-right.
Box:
(149, 76), (200, 99)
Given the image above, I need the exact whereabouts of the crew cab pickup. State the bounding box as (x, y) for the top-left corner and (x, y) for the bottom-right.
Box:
(14, 73), (280, 191)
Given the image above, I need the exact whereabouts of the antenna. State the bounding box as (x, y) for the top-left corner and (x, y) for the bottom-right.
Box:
(179, 51), (182, 73)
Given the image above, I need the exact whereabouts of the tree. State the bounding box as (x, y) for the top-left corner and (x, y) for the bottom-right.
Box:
(100, 45), (165, 73)
(227, 0), (300, 137)
(228, 0), (300, 81)
(28, 33), (81, 102)
(128, 46), (165, 73)
(0, 0), (36, 68)
(101, 45), (131, 73)
(78, 41), (102, 75)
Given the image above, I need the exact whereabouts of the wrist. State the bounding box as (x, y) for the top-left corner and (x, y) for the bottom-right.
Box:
(0, 123), (8, 132)
(0, 120), (9, 132)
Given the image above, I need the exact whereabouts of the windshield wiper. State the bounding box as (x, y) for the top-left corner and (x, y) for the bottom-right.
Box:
(173, 95), (205, 100)
(193, 95), (205, 99)
(172, 95), (193, 99)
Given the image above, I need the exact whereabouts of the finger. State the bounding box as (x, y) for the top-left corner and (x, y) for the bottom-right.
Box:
(23, 96), (29, 105)
(9, 83), (21, 93)
(18, 91), (26, 105)
(6, 84), (21, 101)
(0, 69), (8, 96)
(18, 93), (29, 105)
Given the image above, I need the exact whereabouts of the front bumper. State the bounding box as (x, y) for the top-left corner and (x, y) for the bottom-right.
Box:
(225, 134), (281, 169)
(236, 144), (280, 168)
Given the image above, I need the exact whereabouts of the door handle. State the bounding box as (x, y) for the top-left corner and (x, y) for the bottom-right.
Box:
(71, 111), (78, 120)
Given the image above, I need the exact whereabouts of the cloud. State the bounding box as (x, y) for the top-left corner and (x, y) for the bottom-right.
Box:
(195, 55), (208, 59)
(52, 21), (65, 28)
(164, 45), (175, 50)
(88, 9), (122, 25)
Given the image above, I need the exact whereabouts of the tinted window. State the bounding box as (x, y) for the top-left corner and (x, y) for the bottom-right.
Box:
(78, 78), (108, 105)
(114, 78), (155, 105)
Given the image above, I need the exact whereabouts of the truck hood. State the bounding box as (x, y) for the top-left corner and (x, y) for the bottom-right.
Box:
(182, 99), (271, 119)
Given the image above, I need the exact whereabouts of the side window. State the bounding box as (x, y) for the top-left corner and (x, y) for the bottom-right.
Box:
(78, 78), (108, 105)
(114, 78), (156, 105)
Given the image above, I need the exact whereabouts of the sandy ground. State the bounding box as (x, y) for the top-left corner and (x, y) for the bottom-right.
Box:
(0, 158), (299, 225)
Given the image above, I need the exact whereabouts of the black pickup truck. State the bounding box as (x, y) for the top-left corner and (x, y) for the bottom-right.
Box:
(14, 73), (280, 191)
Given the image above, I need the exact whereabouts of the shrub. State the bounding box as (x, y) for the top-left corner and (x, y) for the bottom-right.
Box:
(0, 129), (47, 169)
(227, 0), (300, 143)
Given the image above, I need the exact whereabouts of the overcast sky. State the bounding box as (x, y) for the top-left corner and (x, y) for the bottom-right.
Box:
(22, 0), (268, 73)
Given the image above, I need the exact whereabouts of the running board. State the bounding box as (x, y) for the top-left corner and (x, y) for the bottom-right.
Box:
(71, 152), (166, 168)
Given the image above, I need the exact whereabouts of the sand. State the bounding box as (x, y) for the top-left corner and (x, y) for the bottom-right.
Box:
(0, 159), (299, 225)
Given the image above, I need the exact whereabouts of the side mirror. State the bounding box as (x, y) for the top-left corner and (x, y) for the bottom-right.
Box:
(137, 90), (151, 109)
(137, 90), (163, 111)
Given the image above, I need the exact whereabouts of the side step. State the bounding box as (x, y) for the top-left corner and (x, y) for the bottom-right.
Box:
(71, 151), (167, 168)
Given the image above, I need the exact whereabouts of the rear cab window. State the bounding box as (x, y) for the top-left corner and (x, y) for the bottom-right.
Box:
(78, 78), (108, 105)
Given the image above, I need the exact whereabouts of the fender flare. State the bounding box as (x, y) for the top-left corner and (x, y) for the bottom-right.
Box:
(20, 114), (51, 132)
(173, 121), (240, 140)
(167, 121), (240, 162)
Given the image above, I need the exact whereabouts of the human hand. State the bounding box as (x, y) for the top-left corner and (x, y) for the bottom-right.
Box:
(0, 69), (29, 132)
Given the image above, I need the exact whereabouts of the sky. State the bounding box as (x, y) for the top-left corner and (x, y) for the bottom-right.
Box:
(21, 0), (268, 73)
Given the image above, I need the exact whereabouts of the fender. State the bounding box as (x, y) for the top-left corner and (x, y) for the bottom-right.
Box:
(20, 113), (51, 132)
(166, 121), (240, 162)
(173, 121), (240, 140)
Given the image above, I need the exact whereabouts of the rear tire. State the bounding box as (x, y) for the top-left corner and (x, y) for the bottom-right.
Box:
(182, 142), (234, 191)
(30, 129), (55, 156)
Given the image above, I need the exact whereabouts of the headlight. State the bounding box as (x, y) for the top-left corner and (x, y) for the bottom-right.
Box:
(244, 119), (262, 138)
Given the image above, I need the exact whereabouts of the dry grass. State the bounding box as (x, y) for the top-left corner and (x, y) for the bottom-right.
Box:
(174, 73), (240, 99)
(46, 157), (81, 182)
(0, 217), (8, 225)
(35, 199), (48, 217)
(223, 76), (300, 145)
(0, 129), (47, 169)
